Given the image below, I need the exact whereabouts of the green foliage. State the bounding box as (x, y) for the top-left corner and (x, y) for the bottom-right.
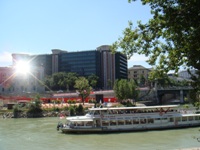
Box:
(53, 107), (60, 112)
(64, 72), (78, 91)
(69, 106), (75, 116)
(27, 95), (43, 117)
(113, 79), (139, 102)
(67, 99), (76, 104)
(13, 104), (22, 118)
(112, 0), (200, 100)
(74, 77), (92, 105)
(88, 99), (95, 103)
(75, 104), (84, 115)
(87, 74), (99, 89)
(121, 99), (135, 107)
(44, 72), (78, 91)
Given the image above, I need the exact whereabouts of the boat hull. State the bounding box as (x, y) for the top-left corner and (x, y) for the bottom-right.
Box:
(60, 123), (200, 134)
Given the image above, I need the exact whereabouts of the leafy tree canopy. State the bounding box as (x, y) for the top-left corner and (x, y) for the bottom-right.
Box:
(112, 0), (200, 105)
(44, 72), (78, 91)
(113, 79), (139, 103)
(74, 77), (92, 105)
(112, 0), (200, 89)
(87, 74), (99, 89)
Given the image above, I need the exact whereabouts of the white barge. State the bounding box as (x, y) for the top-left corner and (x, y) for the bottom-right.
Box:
(57, 105), (200, 133)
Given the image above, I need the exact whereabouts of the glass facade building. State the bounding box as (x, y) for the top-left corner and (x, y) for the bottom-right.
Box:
(12, 45), (128, 90)
(59, 50), (101, 77)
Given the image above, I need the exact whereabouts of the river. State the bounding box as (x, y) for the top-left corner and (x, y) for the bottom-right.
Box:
(0, 117), (199, 150)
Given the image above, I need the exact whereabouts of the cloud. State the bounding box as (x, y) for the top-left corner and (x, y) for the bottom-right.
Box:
(128, 54), (151, 68)
(0, 51), (12, 67)
(128, 53), (148, 62)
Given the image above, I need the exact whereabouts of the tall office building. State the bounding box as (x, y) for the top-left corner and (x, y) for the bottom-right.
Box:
(11, 45), (127, 90)
(97, 45), (127, 89)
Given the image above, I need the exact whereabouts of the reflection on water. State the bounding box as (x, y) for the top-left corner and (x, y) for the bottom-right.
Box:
(0, 117), (199, 150)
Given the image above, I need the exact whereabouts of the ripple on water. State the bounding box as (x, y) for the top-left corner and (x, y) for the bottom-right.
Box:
(0, 118), (200, 150)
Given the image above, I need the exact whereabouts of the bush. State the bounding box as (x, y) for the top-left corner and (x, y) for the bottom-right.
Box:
(27, 95), (43, 118)
(13, 104), (22, 118)
(75, 104), (84, 115)
(88, 99), (95, 103)
(121, 100), (135, 107)
(69, 105), (75, 116)
(67, 99), (72, 104)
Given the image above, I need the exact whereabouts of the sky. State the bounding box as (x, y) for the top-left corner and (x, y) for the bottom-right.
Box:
(0, 0), (152, 68)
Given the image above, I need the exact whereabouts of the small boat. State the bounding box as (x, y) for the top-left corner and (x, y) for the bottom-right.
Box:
(57, 105), (200, 133)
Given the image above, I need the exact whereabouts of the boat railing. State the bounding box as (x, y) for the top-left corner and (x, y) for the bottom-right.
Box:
(178, 108), (198, 114)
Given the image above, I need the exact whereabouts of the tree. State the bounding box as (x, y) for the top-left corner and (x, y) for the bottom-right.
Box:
(51, 72), (66, 90)
(112, 0), (200, 100)
(64, 72), (78, 91)
(44, 72), (79, 92)
(74, 77), (92, 105)
(113, 79), (139, 103)
(87, 74), (99, 89)
(27, 94), (43, 118)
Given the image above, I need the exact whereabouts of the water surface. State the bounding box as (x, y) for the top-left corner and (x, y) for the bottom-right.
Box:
(0, 117), (199, 150)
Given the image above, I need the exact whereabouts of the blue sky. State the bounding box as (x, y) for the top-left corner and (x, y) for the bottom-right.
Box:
(0, 0), (152, 68)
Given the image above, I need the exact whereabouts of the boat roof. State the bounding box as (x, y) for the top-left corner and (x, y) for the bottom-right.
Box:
(89, 105), (179, 111)
(67, 118), (93, 122)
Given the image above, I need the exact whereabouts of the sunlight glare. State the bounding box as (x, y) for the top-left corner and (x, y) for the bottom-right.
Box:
(15, 61), (30, 75)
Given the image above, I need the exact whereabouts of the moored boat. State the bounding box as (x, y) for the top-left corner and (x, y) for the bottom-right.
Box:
(57, 105), (200, 133)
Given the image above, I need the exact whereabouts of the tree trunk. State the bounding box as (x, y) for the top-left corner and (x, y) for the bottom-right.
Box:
(82, 96), (84, 105)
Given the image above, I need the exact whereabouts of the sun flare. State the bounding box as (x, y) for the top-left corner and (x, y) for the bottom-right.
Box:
(15, 60), (30, 75)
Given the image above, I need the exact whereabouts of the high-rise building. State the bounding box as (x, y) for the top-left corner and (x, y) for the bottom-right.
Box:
(11, 45), (127, 90)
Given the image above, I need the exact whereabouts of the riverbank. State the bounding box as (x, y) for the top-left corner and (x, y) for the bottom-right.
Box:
(1, 110), (69, 119)
(0, 102), (121, 119)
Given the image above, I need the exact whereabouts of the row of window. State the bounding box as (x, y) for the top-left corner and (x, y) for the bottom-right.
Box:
(100, 116), (200, 126)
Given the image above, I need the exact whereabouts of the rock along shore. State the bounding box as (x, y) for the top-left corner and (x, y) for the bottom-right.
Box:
(1, 110), (69, 119)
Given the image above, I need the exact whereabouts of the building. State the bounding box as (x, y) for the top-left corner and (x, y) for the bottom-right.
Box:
(0, 66), (45, 95)
(128, 65), (151, 86)
(12, 53), (52, 76)
(0, 67), (14, 93)
(178, 69), (197, 79)
(97, 45), (127, 89)
(11, 45), (127, 90)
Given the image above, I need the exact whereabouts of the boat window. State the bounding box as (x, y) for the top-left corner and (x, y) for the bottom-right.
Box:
(133, 119), (139, 124)
(154, 118), (161, 124)
(195, 116), (200, 120)
(182, 117), (187, 121)
(125, 120), (132, 125)
(147, 118), (154, 123)
(94, 110), (100, 115)
(175, 117), (181, 122)
(86, 122), (93, 126)
(161, 117), (168, 123)
(118, 110), (124, 114)
(140, 119), (146, 124)
(102, 121), (109, 126)
(88, 110), (94, 115)
(118, 120), (124, 125)
(188, 116), (193, 121)
(110, 120), (117, 126)
(169, 118), (174, 122)
(101, 110), (107, 115)
(77, 122), (84, 126)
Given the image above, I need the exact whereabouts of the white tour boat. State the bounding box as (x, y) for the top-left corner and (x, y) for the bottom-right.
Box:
(57, 105), (200, 133)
